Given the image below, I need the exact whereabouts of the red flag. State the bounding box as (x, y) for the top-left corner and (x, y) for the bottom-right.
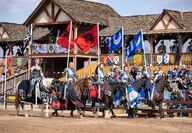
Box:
(75, 24), (98, 52)
(57, 22), (74, 49)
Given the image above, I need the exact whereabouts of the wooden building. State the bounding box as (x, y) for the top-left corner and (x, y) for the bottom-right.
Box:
(23, 0), (120, 78)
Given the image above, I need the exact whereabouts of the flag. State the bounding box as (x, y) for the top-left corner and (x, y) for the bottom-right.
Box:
(23, 26), (32, 46)
(126, 30), (143, 58)
(105, 27), (123, 52)
(8, 55), (13, 67)
(75, 24), (98, 52)
(57, 22), (74, 49)
(157, 55), (163, 64)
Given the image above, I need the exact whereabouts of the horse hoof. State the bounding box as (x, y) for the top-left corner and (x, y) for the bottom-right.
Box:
(25, 114), (28, 117)
(111, 115), (117, 118)
(79, 115), (83, 119)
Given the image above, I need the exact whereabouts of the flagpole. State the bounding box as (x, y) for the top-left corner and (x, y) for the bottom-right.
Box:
(141, 29), (147, 68)
(66, 21), (72, 70)
(121, 27), (124, 68)
(97, 23), (100, 64)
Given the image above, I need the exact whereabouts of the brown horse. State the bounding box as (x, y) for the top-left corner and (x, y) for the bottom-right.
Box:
(56, 78), (92, 118)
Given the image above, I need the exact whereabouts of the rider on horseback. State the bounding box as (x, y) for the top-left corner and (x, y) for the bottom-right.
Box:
(28, 58), (44, 98)
(95, 63), (106, 84)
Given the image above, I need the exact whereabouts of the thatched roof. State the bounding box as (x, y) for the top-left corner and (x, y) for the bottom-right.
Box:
(100, 9), (192, 36)
(24, 0), (120, 26)
(0, 22), (50, 42)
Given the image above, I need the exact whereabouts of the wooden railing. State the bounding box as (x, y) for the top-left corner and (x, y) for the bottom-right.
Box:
(0, 70), (28, 94)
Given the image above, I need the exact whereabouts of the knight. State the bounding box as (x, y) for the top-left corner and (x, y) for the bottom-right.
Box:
(63, 62), (79, 99)
(28, 58), (44, 98)
(95, 63), (106, 84)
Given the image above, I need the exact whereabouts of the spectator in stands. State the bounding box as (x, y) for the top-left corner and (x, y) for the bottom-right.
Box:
(170, 41), (180, 64)
(186, 40), (192, 53)
(24, 48), (29, 56)
(157, 41), (166, 54)
(15, 49), (22, 56)
(179, 65), (187, 78)
(130, 64), (139, 80)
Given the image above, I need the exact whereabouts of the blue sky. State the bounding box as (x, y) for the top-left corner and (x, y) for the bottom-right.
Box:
(0, 0), (191, 56)
(0, 0), (192, 23)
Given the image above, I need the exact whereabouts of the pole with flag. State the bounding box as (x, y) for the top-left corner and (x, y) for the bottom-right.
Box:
(97, 23), (101, 99)
(121, 27), (124, 68)
(141, 30), (147, 68)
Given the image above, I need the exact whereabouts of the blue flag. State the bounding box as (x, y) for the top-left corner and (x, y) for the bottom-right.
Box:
(126, 30), (143, 58)
(105, 27), (123, 52)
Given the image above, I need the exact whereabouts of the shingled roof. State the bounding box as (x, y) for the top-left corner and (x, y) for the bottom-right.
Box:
(0, 22), (50, 42)
(24, 0), (120, 26)
(100, 9), (192, 36)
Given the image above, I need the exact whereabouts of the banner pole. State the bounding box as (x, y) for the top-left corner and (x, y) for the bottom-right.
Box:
(141, 30), (147, 68)
(97, 23), (101, 99)
(121, 27), (124, 68)
(4, 54), (7, 109)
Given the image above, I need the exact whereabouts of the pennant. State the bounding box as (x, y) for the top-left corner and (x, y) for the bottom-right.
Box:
(133, 54), (142, 66)
(57, 22), (74, 49)
(163, 53), (169, 64)
(157, 55), (163, 64)
(126, 30), (143, 58)
(169, 55), (175, 64)
(107, 54), (114, 65)
(75, 24), (98, 52)
(114, 56), (120, 65)
(105, 27), (123, 52)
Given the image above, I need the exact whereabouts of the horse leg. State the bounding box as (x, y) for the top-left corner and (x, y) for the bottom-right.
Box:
(16, 103), (20, 116)
(40, 104), (44, 117)
(159, 102), (164, 119)
(109, 102), (116, 118)
(22, 104), (28, 117)
(78, 107), (83, 119)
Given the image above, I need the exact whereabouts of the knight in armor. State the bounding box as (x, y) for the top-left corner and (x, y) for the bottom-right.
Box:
(63, 62), (79, 88)
(120, 65), (134, 84)
(28, 58), (44, 98)
(95, 63), (106, 84)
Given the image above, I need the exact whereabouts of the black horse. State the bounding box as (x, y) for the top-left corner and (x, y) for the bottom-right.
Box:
(15, 78), (62, 117)
(128, 76), (173, 118)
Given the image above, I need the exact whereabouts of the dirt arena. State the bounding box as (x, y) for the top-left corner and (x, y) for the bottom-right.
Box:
(0, 108), (191, 133)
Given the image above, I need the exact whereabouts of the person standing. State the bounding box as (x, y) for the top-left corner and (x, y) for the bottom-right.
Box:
(157, 41), (166, 54)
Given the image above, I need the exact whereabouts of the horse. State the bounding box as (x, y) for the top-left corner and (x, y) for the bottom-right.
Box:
(15, 78), (62, 117)
(128, 76), (173, 118)
(54, 78), (92, 118)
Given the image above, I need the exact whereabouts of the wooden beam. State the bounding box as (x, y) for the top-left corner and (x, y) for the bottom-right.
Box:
(165, 18), (172, 30)
(161, 19), (167, 30)
(74, 24), (78, 55)
(51, 3), (54, 19)
(44, 8), (52, 21)
(54, 9), (61, 22)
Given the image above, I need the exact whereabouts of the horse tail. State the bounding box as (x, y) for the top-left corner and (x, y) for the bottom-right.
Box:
(15, 81), (21, 110)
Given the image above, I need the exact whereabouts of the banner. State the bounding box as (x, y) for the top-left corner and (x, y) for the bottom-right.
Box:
(157, 55), (163, 64)
(169, 54), (175, 64)
(163, 53), (169, 64)
(17, 58), (22, 66)
(102, 56), (108, 65)
(108, 54), (114, 65)
(114, 56), (120, 65)
(133, 54), (142, 66)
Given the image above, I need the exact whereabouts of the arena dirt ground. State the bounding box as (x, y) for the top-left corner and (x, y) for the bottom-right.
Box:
(0, 109), (192, 133)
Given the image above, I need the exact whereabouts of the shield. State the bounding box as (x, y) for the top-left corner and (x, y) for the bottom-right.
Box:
(102, 56), (108, 65)
(133, 54), (142, 66)
(107, 54), (114, 65)
(169, 55), (175, 64)
(157, 55), (163, 64)
(163, 53), (170, 64)
(17, 58), (22, 66)
(114, 56), (119, 65)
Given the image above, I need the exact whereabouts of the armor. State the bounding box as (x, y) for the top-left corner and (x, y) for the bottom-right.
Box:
(28, 65), (44, 98)
(63, 67), (78, 99)
(97, 67), (106, 82)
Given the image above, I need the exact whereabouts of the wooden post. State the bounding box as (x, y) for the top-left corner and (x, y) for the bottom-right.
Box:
(73, 24), (78, 70)
(177, 34), (183, 65)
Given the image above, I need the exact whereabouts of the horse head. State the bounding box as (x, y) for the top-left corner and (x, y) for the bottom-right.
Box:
(163, 76), (173, 92)
(83, 77), (92, 89)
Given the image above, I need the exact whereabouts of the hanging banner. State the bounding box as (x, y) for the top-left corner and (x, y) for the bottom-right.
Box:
(8, 55), (13, 67)
(163, 53), (169, 64)
(114, 56), (120, 65)
(102, 56), (108, 65)
(108, 54), (114, 65)
(169, 54), (175, 64)
(17, 58), (22, 66)
(157, 55), (163, 64)
(133, 54), (142, 66)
